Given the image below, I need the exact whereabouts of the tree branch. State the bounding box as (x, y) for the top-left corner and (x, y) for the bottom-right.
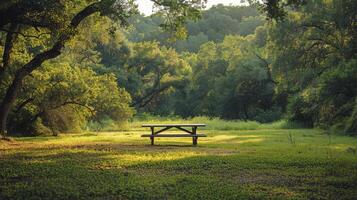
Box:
(253, 52), (278, 84)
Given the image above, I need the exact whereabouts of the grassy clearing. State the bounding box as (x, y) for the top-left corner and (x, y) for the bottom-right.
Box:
(1, 126), (357, 199)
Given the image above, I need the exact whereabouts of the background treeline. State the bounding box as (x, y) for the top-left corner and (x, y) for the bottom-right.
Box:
(1, 1), (356, 135)
(124, 1), (356, 134)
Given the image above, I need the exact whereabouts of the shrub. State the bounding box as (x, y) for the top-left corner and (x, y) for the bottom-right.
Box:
(252, 106), (282, 123)
(344, 100), (357, 135)
(30, 118), (53, 136)
(286, 93), (316, 128)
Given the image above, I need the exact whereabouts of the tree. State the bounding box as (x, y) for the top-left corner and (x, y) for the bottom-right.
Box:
(121, 41), (189, 111)
(0, 0), (205, 137)
(268, 0), (357, 131)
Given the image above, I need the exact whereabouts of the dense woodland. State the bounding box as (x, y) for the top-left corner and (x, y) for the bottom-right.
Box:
(0, 0), (356, 136)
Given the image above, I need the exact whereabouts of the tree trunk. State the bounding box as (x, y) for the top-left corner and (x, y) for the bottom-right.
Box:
(0, 23), (18, 82)
(0, 71), (25, 136)
(7, 98), (34, 133)
(243, 104), (249, 120)
(0, 1), (105, 136)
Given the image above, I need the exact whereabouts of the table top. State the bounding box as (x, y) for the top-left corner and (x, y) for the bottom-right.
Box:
(142, 124), (206, 127)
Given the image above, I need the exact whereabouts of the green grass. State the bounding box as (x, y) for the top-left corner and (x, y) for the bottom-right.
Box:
(1, 125), (357, 199)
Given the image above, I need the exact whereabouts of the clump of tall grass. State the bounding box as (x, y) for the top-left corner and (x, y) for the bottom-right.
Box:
(191, 117), (302, 130)
(130, 114), (304, 131)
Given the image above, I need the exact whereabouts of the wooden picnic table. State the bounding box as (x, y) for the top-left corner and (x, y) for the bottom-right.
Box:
(141, 124), (206, 145)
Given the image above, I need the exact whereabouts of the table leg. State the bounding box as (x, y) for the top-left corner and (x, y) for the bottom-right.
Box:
(193, 137), (197, 145)
(192, 126), (197, 145)
(151, 127), (154, 145)
(151, 136), (154, 145)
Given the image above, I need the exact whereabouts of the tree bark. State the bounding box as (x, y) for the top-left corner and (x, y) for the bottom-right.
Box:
(0, 23), (18, 82)
(0, 1), (106, 136)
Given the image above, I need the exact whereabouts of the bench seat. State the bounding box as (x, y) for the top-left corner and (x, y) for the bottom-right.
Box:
(141, 134), (207, 137)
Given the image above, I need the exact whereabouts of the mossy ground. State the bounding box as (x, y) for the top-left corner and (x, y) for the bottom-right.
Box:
(1, 128), (357, 199)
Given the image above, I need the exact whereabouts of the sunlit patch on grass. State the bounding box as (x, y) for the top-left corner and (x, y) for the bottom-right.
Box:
(206, 135), (238, 141)
(200, 135), (264, 145)
(329, 144), (357, 152)
(95, 151), (206, 169)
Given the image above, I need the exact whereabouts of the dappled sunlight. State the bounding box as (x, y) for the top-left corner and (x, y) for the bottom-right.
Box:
(235, 135), (264, 138)
(99, 151), (207, 168)
(199, 134), (265, 145)
(205, 135), (238, 141)
(328, 144), (357, 152)
(235, 138), (265, 144)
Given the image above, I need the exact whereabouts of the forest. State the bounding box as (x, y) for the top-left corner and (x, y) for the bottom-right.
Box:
(0, 0), (357, 199)
(1, 0), (355, 137)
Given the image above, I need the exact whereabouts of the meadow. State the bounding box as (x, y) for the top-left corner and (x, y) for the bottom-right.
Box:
(1, 119), (357, 199)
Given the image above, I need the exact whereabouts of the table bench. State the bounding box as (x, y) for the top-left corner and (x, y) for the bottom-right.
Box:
(141, 124), (206, 145)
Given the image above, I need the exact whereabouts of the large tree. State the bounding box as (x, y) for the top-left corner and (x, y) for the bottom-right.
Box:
(0, 0), (205, 137)
(268, 0), (356, 131)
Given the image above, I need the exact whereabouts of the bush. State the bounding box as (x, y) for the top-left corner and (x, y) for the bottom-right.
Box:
(42, 106), (86, 133)
(344, 100), (357, 135)
(30, 118), (53, 136)
(252, 106), (282, 123)
(286, 93), (316, 128)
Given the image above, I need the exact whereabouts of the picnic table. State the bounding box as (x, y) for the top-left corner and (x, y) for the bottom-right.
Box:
(141, 124), (207, 145)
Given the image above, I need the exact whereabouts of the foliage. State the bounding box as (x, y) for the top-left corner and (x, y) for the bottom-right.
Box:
(345, 100), (357, 135)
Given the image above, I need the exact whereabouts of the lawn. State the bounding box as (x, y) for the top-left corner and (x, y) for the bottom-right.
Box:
(1, 126), (357, 199)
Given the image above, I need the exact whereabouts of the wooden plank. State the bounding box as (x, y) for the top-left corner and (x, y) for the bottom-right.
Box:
(141, 134), (207, 137)
(142, 124), (206, 127)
